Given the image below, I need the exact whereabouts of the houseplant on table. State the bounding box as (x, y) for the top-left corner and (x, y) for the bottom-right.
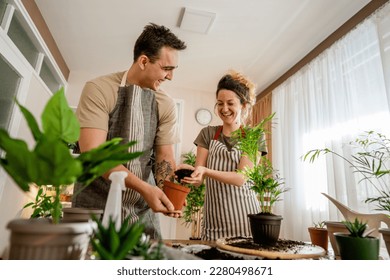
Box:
(303, 130), (390, 255)
(232, 113), (288, 245)
(334, 218), (380, 260)
(0, 88), (142, 259)
(308, 221), (328, 251)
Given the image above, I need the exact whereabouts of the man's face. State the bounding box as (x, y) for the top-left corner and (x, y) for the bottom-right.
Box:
(142, 46), (179, 91)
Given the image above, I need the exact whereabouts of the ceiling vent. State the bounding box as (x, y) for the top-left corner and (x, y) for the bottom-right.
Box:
(178, 7), (216, 34)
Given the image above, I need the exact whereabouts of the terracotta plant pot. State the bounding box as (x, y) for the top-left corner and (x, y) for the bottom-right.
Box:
(163, 180), (190, 210)
(62, 207), (104, 222)
(334, 233), (380, 260)
(379, 228), (390, 256)
(308, 227), (328, 251)
(248, 213), (282, 246)
(325, 221), (349, 257)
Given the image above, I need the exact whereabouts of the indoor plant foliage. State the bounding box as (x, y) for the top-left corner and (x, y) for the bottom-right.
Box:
(179, 151), (205, 239)
(232, 113), (288, 245)
(91, 215), (163, 260)
(303, 131), (390, 255)
(232, 112), (287, 214)
(334, 218), (380, 260)
(0, 88), (142, 224)
(180, 151), (205, 224)
(303, 130), (390, 215)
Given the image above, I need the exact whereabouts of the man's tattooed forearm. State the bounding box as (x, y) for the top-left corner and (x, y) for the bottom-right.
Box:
(155, 160), (173, 188)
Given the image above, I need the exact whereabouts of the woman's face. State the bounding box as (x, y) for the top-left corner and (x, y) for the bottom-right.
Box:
(216, 89), (243, 125)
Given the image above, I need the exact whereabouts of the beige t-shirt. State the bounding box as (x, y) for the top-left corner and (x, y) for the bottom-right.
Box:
(76, 71), (179, 145)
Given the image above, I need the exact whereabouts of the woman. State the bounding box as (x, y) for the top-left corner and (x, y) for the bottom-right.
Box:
(180, 70), (267, 241)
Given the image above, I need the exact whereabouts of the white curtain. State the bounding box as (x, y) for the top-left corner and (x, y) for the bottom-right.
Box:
(272, 3), (390, 242)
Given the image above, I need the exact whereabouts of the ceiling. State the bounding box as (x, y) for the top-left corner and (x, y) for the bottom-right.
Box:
(34, 0), (371, 95)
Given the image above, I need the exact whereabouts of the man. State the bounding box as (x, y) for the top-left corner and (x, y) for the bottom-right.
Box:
(72, 23), (187, 238)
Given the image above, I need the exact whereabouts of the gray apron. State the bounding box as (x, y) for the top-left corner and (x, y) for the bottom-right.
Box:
(202, 126), (260, 241)
(73, 72), (161, 238)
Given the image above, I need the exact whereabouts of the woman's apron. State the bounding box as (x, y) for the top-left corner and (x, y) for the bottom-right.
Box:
(202, 126), (260, 241)
(73, 71), (161, 238)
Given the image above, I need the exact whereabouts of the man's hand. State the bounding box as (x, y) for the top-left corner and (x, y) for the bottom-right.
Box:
(140, 185), (182, 218)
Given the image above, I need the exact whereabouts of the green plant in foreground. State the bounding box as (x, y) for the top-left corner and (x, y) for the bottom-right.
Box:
(0, 88), (142, 223)
(342, 218), (368, 238)
(91, 216), (163, 260)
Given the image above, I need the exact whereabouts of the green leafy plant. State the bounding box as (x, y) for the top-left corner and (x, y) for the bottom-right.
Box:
(23, 186), (56, 218)
(303, 130), (390, 215)
(342, 218), (368, 238)
(180, 151), (205, 225)
(232, 113), (287, 214)
(90, 215), (163, 260)
(0, 88), (142, 224)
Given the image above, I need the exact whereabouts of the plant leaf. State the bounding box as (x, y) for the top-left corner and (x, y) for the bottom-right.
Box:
(41, 88), (80, 144)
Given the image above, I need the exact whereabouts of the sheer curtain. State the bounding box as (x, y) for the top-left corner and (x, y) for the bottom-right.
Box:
(272, 3), (390, 242)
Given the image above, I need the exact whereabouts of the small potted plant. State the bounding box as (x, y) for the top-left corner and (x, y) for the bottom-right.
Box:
(334, 218), (380, 260)
(162, 164), (191, 211)
(308, 221), (328, 251)
(90, 215), (163, 260)
(232, 113), (288, 245)
(0, 88), (142, 259)
(303, 131), (390, 255)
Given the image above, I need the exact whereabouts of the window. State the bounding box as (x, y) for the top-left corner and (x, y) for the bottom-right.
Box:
(0, 0), (7, 23)
(40, 57), (60, 93)
(0, 54), (20, 129)
(7, 13), (40, 68)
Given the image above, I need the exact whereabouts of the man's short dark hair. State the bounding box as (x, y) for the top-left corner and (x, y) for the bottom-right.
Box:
(133, 23), (187, 62)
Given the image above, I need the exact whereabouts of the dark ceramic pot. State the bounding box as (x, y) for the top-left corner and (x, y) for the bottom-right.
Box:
(248, 213), (282, 246)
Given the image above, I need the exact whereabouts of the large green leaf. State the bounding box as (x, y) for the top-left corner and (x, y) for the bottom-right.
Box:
(77, 139), (143, 186)
(41, 88), (80, 144)
(33, 136), (82, 186)
(0, 129), (33, 191)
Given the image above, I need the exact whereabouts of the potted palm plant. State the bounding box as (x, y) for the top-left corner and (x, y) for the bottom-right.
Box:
(0, 88), (142, 259)
(303, 130), (390, 255)
(232, 113), (288, 245)
(334, 218), (380, 260)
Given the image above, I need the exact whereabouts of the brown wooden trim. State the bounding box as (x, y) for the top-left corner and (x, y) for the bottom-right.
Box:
(21, 0), (70, 81)
(257, 0), (389, 101)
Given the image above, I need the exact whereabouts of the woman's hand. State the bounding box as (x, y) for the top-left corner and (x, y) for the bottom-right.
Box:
(180, 166), (207, 187)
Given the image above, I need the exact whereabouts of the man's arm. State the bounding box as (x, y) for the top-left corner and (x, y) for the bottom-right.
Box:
(78, 128), (176, 213)
(154, 144), (176, 189)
